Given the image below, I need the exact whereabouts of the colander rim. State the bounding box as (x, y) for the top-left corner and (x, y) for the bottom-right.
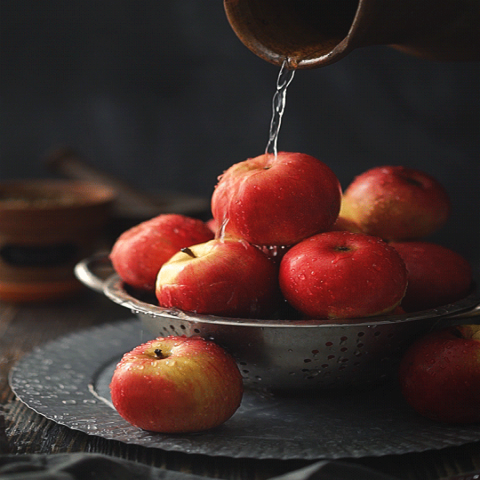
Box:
(102, 273), (479, 328)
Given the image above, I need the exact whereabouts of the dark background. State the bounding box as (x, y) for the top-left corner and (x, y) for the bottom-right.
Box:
(1, 1), (479, 271)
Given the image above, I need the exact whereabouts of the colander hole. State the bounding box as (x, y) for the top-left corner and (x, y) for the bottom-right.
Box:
(239, 361), (247, 366)
(321, 364), (329, 368)
(180, 325), (186, 330)
(242, 369), (249, 374)
(340, 358), (349, 363)
(194, 328), (200, 333)
(340, 336), (348, 342)
(328, 354), (335, 360)
(358, 331), (365, 337)
(340, 347), (348, 352)
(301, 368), (309, 372)
(339, 365), (347, 371)
(357, 342), (364, 348)
(354, 350), (363, 357)
(374, 331), (381, 337)
(312, 349), (319, 354)
(325, 341), (333, 347)
(169, 325), (175, 330)
(303, 358), (312, 363)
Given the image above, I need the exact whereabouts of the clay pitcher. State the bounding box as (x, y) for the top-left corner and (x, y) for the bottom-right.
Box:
(224, 0), (480, 69)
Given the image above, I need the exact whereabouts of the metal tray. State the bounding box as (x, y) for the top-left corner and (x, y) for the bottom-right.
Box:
(9, 318), (480, 460)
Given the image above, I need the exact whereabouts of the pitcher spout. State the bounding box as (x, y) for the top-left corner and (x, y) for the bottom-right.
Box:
(224, 0), (480, 69)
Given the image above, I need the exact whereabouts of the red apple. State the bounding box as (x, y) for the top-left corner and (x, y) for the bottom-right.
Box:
(339, 166), (450, 241)
(390, 241), (473, 312)
(279, 231), (408, 319)
(329, 215), (361, 233)
(211, 151), (342, 246)
(110, 335), (244, 433)
(399, 325), (480, 423)
(110, 214), (213, 291)
(206, 217), (218, 235)
(156, 237), (282, 318)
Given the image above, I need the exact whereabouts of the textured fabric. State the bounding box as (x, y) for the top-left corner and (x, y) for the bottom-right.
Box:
(0, 454), (402, 480)
(269, 460), (399, 480)
(0, 454), (212, 480)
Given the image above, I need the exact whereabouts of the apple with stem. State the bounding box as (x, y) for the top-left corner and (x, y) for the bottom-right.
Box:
(279, 231), (408, 319)
(339, 166), (450, 241)
(110, 335), (244, 433)
(156, 237), (283, 318)
(390, 241), (472, 312)
(399, 325), (480, 423)
(211, 151), (342, 246)
(110, 214), (213, 291)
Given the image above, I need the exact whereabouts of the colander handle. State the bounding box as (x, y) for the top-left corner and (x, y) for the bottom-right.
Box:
(74, 252), (113, 294)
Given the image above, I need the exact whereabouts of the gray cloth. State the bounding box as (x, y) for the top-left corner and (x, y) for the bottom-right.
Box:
(0, 454), (210, 480)
(0, 453), (400, 480)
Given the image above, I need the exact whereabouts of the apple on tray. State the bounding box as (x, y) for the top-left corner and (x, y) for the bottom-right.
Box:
(399, 325), (480, 424)
(110, 335), (244, 433)
(211, 151), (342, 247)
(110, 214), (214, 292)
(279, 231), (408, 319)
(339, 165), (450, 241)
(156, 237), (283, 318)
(390, 241), (473, 312)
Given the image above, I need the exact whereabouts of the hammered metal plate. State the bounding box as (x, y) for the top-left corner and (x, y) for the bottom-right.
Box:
(9, 319), (480, 460)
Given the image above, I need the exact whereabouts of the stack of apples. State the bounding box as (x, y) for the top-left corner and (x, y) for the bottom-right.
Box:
(108, 151), (475, 431)
(112, 151), (472, 320)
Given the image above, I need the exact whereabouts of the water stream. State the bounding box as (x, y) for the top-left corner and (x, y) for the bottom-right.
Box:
(265, 59), (296, 158)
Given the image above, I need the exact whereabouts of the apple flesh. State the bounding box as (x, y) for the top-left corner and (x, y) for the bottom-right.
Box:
(110, 335), (244, 433)
(279, 231), (408, 319)
(156, 237), (282, 318)
(211, 151), (342, 246)
(339, 166), (450, 241)
(399, 325), (480, 423)
(110, 214), (213, 291)
(390, 241), (473, 312)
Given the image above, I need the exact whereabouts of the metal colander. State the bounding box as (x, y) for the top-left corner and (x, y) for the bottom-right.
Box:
(75, 254), (480, 391)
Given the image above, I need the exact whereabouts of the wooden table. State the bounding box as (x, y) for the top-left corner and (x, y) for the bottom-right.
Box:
(1, 290), (480, 479)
